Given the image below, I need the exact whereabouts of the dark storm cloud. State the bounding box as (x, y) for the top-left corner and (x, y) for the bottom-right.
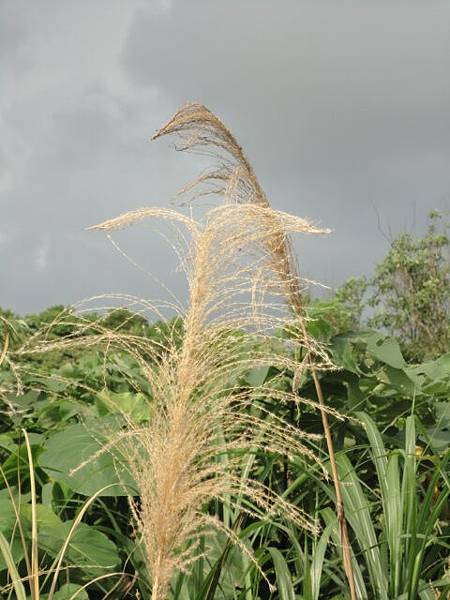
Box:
(122, 0), (450, 285)
(1, 0), (450, 313)
(123, 0), (450, 165)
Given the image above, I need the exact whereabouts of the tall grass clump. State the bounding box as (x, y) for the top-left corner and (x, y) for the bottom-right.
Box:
(89, 201), (340, 599)
(151, 103), (357, 598)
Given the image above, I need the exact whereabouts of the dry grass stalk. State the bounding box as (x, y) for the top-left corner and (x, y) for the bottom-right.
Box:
(0, 322), (9, 367)
(86, 202), (338, 600)
(6, 107), (353, 599)
(153, 103), (357, 600)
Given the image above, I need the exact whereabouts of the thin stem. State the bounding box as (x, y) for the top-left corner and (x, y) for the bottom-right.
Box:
(151, 553), (162, 600)
(151, 102), (358, 598)
(287, 279), (357, 599)
(310, 367), (357, 600)
(23, 430), (39, 600)
(287, 263), (357, 599)
(0, 331), (9, 366)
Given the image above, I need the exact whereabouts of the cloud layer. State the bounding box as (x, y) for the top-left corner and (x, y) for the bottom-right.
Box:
(1, 0), (450, 314)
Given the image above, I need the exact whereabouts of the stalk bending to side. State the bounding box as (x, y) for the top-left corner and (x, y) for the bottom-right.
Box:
(153, 103), (357, 600)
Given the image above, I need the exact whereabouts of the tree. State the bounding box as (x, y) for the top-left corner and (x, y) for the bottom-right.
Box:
(335, 211), (450, 361)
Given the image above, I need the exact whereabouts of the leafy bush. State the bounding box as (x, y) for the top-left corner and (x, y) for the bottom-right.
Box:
(336, 211), (450, 361)
(0, 303), (448, 598)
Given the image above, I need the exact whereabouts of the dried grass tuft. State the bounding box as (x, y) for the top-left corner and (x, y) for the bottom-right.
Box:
(152, 102), (334, 368)
(88, 201), (332, 600)
(153, 103), (357, 599)
(7, 105), (351, 600)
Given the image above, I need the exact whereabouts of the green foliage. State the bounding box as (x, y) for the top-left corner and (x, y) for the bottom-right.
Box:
(333, 277), (368, 332)
(369, 211), (450, 361)
(335, 211), (450, 362)
(40, 420), (137, 497)
(0, 304), (449, 598)
(321, 413), (449, 600)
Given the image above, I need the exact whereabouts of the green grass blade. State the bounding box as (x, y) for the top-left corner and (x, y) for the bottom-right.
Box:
(333, 452), (389, 599)
(311, 522), (332, 600)
(303, 540), (313, 600)
(0, 530), (27, 600)
(321, 507), (367, 599)
(402, 416), (418, 599)
(409, 453), (450, 599)
(267, 547), (295, 600)
(23, 430), (39, 600)
(357, 412), (403, 595)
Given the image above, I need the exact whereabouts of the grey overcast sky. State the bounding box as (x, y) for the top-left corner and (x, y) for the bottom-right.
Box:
(1, 0), (450, 315)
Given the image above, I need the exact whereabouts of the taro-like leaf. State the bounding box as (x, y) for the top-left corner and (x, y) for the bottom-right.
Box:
(95, 390), (150, 423)
(53, 583), (89, 600)
(367, 335), (405, 369)
(39, 420), (136, 496)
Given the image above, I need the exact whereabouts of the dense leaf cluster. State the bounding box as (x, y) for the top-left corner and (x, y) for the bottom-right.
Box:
(0, 303), (448, 598)
(336, 211), (450, 361)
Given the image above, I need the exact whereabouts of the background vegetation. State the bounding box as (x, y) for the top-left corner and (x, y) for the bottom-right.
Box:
(1, 97), (449, 600)
(0, 211), (449, 599)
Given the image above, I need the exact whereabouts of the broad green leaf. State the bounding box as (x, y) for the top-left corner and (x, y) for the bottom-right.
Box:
(96, 390), (150, 422)
(425, 402), (450, 452)
(0, 497), (120, 579)
(331, 337), (360, 374)
(244, 366), (270, 387)
(378, 366), (416, 397)
(58, 521), (120, 572)
(21, 501), (61, 529)
(307, 315), (332, 340)
(39, 421), (136, 496)
(0, 488), (23, 533)
(0, 433), (16, 453)
(5, 390), (39, 409)
(0, 536), (23, 572)
(53, 583), (89, 600)
(367, 336), (406, 369)
(19, 503), (120, 576)
(410, 353), (450, 381)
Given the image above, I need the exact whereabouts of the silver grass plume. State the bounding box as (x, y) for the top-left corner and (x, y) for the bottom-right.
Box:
(152, 103), (357, 599)
(88, 202), (338, 600)
(152, 103), (333, 369)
